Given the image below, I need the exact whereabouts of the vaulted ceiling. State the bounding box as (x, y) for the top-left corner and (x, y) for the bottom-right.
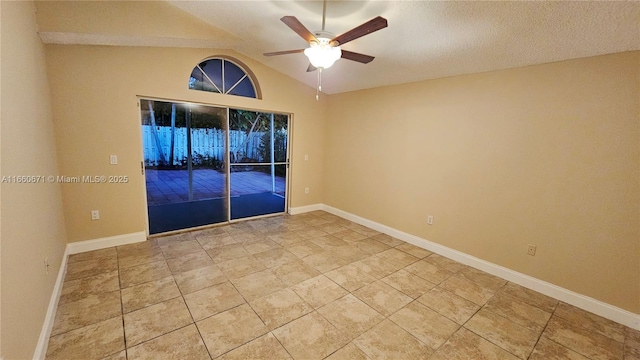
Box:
(39, 1), (640, 94)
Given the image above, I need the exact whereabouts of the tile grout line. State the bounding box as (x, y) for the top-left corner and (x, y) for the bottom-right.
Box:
(460, 279), (551, 360)
(428, 270), (490, 357)
(552, 302), (628, 345)
(546, 306), (625, 359)
(115, 249), (128, 360)
(48, 213), (632, 360)
(525, 313), (555, 360)
(181, 279), (215, 360)
(383, 297), (441, 356)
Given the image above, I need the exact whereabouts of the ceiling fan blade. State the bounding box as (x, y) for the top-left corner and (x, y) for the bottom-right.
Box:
(331, 16), (388, 46)
(341, 50), (375, 64)
(306, 63), (317, 72)
(281, 16), (318, 44)
(263, 49), (305, 56)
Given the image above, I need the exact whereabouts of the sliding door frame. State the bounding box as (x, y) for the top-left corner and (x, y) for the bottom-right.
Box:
(228, 111), (290, 223)
(138, 96), (292, 236)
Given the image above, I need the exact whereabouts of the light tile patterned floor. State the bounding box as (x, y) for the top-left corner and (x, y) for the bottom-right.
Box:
(46, 211), (640, 360)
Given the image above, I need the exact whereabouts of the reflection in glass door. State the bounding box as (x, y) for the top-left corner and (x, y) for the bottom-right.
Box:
(229, 109), (288, 220)
(141, 100), (289, 234)
(141, 99), (228, 234)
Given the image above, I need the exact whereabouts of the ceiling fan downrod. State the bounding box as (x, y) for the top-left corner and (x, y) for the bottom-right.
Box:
(322, 0), (326, 31)
(316, 0), (326, 101)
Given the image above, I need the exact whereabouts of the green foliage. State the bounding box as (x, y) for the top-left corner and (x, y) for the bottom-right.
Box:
(147, 153), (223, 171)
(229, 110), (288, 163)
(141, 99), (224, 129)
(229, 109), (269, 132)
(255, 129), (287, 177)
(229, 109), (288, 132)
(258, 129), (287, 163)
(143, 101), (288, 176)
(192, 152), (224, 170)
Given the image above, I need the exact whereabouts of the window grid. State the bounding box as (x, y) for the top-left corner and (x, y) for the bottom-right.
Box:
(190, 58), (258, 99)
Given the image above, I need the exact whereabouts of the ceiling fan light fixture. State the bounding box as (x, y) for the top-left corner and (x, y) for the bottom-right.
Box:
(304, 38), (341, 69)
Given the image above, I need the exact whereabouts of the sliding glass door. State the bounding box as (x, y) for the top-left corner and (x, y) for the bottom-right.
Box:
(141, 99), (289, 234)
(141, 100), (228, 234)
(229, 109), (288, 220)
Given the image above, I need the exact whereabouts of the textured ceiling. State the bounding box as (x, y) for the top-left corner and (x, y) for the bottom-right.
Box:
(39, 1), (640, 95)
(169, 1), (639, 94)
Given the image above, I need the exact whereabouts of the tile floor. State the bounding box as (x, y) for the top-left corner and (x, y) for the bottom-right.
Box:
(46, 211), (640, 360)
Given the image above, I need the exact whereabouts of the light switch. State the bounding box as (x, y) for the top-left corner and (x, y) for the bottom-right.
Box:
(110, 155), (118, 165)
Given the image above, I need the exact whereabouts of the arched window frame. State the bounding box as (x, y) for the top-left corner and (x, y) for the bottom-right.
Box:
(189, 56), (262, 99)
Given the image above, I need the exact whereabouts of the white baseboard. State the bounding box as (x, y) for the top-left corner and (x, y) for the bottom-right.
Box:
(34, 231), (147, 359)
(321, 204), (640, 330)
(288, 203), (323, 215)
(67, 231), (147, 255)
(32, 246), (70, 360)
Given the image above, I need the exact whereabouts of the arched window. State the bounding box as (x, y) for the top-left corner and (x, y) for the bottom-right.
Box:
(189, 57), (261, 99)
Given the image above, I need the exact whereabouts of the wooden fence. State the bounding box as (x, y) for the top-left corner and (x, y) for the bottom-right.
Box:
(142, 125), (265, 166)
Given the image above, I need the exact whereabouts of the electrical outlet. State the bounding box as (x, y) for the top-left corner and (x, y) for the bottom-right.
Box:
(527, 245), (537, 256)
(427, 215), (434, 225)
(91, 210), (100, 220)
(304, 187), (310, 194)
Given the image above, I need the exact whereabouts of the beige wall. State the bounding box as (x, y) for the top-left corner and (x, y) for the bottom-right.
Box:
(324, 52), (639, 313)
(35, 1), (241, 46)
(2, 4), (637, 359)
(45, 45), (326, 242)
(36, 0), (222, 38)
(1, 1), (68, 358)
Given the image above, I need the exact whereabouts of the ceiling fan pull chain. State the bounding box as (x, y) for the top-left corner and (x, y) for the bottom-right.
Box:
(315, 68), (322, 101)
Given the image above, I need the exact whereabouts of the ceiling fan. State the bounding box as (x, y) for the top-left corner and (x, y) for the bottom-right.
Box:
(263, 0), (388, 98)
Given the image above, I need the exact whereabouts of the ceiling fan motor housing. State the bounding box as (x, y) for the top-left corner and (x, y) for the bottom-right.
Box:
(312, 31), (338, 46)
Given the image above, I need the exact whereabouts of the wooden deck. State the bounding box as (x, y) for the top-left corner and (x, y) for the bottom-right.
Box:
(145, 168), (286, 206)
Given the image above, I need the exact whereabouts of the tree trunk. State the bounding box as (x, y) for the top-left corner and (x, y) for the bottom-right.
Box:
(233, 114), (262, 163)
(148, 101), (167, 165)
(169, 103), (176, 166)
